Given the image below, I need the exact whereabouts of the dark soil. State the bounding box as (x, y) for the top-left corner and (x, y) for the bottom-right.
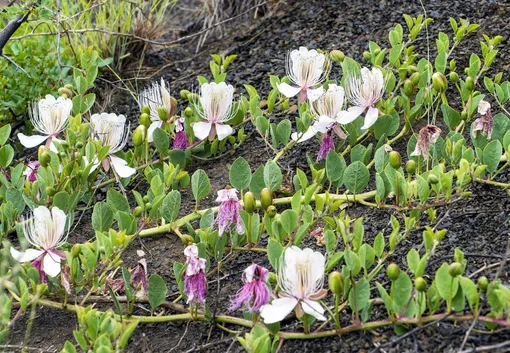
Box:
(6, 0), (510, 352)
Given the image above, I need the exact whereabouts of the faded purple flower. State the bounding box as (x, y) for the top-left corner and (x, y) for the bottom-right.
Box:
(317, 133), (335, 162)
(411, 125), (442, 161)
(61, 265), (71, 294)
(214, 187), (244, 236)
(131, 257), (148, 293)
(473, 100), (493, 140)
(24, 161), (40, 183)
(183, 245), (208, 305)
(173, 117), (188, 150)
(230, 264), (271, 313)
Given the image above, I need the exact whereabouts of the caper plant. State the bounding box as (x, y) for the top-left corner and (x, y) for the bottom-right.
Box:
(0, 14), (509, 353)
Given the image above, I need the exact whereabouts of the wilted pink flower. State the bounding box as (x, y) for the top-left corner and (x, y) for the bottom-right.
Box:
(317, 133), (335, 162)
(229, 264), (271, 313)
(473, 100), (493, 140)
(61, 265), (71, 294)
(183, 245), (207, 305)
(131, 257), (148, 293)
(24, 160), (40, 182)
(411, 125), (442, 160)
(173, 117), (188, 150)
(214, 187), (244, 236)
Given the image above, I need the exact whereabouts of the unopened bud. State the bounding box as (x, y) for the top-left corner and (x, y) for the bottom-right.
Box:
(329, 50), (345, 63)
(363, 51), (372, 61)
(415, 277), (427, 292)
(157, 107), (170, 122)
(180, 90), (191, 100)
(448, 262), (462, 277)
(428, 174), (439, 185)
(71, 244), (81, 258)
(387, 263), (400, 281)
(184, 107), (193, 118)
(406, 160), (416, 174)
(403, 79), (414, 97)
(449, 72), (459, 82)
(389, 151), (402, 169)
(266, 205), (277, 218)
(328, 271), (344, 296)
(46, 186), (56, 196)
(432, 72), (448, 92)
(243, 191), (256, 214)
(410, 72), (420, 86)
(134, 206), (143, 218)
(169, 96), (178, 117)
(38, 146), (51, 167)
(260, 188), (273, 210)
(466, 77), (475, 91)
(477, 276), (489, 291)
(58, 87), (73, 98)
(141, 105), (151, 115)
(139, 113), (151, 128)
(132, 125), (146, 147)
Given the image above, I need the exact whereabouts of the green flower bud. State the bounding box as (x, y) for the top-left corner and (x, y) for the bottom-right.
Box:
(243, 191), (256, 214)
(403, 79), (414, 97)
(406, 160), (416, 174)
(38, 146), (51, 167)
(71, 244), (81, 258)
(448, 262), (462, 277)
(268, 272), (278, 286)
(449, 59), (456, 70)
(406, 65), (418, 74)
(143, 196), (150, 203)
(157, 107), (170, 122)
(134, 206), (143, 218)
(145, 202), (152, 211)
(432, 72), (448, 92)
(132, 125), (146, 147)
(139, 113), (151, 128)
(46, 186), (56, 196)
(414, 277), (427, 292)
(180, 89), (191, 100)
(182, 234), (194, 246)
(184, 107), (193, 118)
(389, 151), (402, 169)
(477, 276), (489, 291)
(466, 77), (475, 91)
(76, 141), (84, 149)
(427, 174), (439, 185)
(58, 87), (73, 98)
(410, 72), (420, 86)
(170, 96), (178, 117)
(363, 51), (372, 61)
(387, 263), (400, 281)
(329, 50), (345, 63)
(461, 110), (468, 120)
(449, 72), (459, 82)
(260, 188), (273, 210)
(141, 105), (151, 115)
(64, 84), (74, 91)
(73, 151), (81, 160)
(59, 151), (66, 159)
(328, 271), (344, 296)
(266, 205), (277, 218)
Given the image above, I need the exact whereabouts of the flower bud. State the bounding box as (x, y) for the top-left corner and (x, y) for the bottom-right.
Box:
(139, 113), (151, 128)
(145, 202), (152, 211)
(184, 107), (193, 118)
(461, 110), (468, 120)
(266, 205), (277, 218)
(410, 72), (420, 86)
(329, 50), (345, 63)
(76, 141), (84, 149)
(406, 160), (416, 174)
(243, 191), (256, 214)
(132, 125), (146, 147)
(432, 72), (448, 92)
(157, 107), (170, 122)
(465, 77), (475, 91)
(328, 271), (344, 296)
(71, 244), (81, 258)
(389, 151), (402, 169)
(427, 174), (439, 185)
(38, 146), (51, 167)
(260, 188), (273, 210)
(73, 151), (81, 160)
(403, 79), (414, 97)
(141, 105), (151, 115)
(143, 196), (150, 203)
(449, 59), (456, 70)
(58, 87), (73, 98)
(387, 263), (400, 281)
(180, 89), (191, 100)
(134, 206), (143, 218)
(363, 51), (372, 61)
(182, 234), (194, 246)
(169, 96), (178, 117)
(268, 272), (278, 286)
(449, 72), (459, 82)
(64, 84), (74, 91)
(414, 277), (427, 292)
(477, 276), (489, 291)
(448, 262), (462, 277)
(46, 186), (56, 196)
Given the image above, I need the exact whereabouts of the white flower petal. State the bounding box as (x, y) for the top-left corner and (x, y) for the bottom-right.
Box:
(277, 83), (301, 98)
(292, 126), (318, 143)
(51, 207), (67, 243)
(260, 297), (298, 324)
(147, 120), (163, 143)
(17, 133), (48, 148)
(313, 116), (335, 133)
(215, 123), (234, 141)
(110, 155), (136, 178)
(336, 105), (366, 125)
(192, 122), (212, 140)
(10, 247), (44, 262)
(43, 252), (62, 277)
(361, 106), (379, 130)
(302, 299), (326, 321)
(307, 87), (324, 102)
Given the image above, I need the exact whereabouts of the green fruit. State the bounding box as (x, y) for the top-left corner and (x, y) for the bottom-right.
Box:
(415, 277), (427, 292)
(328, 271), (344, 296)
(477, 276), (489, 291)
(243, 191), (256, 214)
(134, 206), (143, 218)
(260, 188), (273, 210)
(363, 51), (372, 61)
(329, 50), (345, 63)
(389, 151), (402, 169)
(266, 205), (277, 218)
(466, 77), (475, 91)
(432, 72), (448, 92)
(448, 262), (462, 277)
(428, 174), (439, 185)
(139, 113), (151, 128)
(449, 72), (459, 82)
(403, 79), (414, 97)
(387, 263), (400, 281)
(406, 160), (416, 174)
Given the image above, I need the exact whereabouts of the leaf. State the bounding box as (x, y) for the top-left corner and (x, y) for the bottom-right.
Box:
(483, 140), (502, 174)
(229, 157), (252, 190)
(280, 209), (298, 234)
(91, 202), (114, 232)
(160, 190), (181, 223)
(325, 150), (346, 182)
(393, 272), (413, 315)
(0, 124), (11, 146)
(343, 161), (369, 194)
(435, 263), (458, 301)
(263, 160), (282, 192)
(148, 274), (168, 309)
(324, 229), (337, 253)
(344, 249), (361, 277)
(153, 128), (169, 154)
(267, 239), (283, 271)
(249, 167), (265, 199)
(349, 278), (370, 311)
(106, 189), (130, 213)
(374, 232), (385, 258)
(441, 104), (460, 130)
(406, 249), (420, 274)
(0, 145), (14, 168)
(373, 114), (399, 139)
(325, 252), (344, 272)
(191, 169), (211, 202)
